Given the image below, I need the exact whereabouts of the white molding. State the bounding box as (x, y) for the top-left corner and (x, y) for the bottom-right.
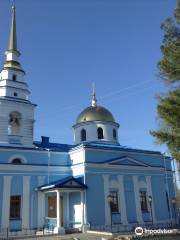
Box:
(1, 176), (12, 228)
(108, 157), (149, 167)
(22, 176), (31, 229)
(85, 163), (166, 172)
(8, 154), (27, 164)
(0, 164), (71, 172)
(85, 147), (163, 158)
(0, 147), (69, 155)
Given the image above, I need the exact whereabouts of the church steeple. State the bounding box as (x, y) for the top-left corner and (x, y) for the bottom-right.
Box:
(8, 2), (18, 53)
(0, 2), (36, 146)
(4, 1), (22, 69)
(91, 82), (97, 107)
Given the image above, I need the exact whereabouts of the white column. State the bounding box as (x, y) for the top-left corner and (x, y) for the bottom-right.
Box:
(146, 176), (157, 223)
(22, 176), (31, 229)
(118, 175), (128, 224)
(133, 176), (143, 224)
(103, 174), (110, 225)
(54, 190), (65, 234)
(56, 190), (61, 229)
(66, 192), (69, 227)
(1, 176), (12, 228)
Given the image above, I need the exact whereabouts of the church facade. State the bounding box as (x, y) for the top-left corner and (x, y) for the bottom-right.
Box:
(0, 4), (177, 235)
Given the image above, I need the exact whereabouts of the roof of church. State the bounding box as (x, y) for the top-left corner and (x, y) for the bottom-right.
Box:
(34, 141), (73, 152)
(76, 105), (116, 124)
(38, 176), (87, 191)
(71, 142), (163, 155)
(75, 84), (117, 125)
(0, 140), (163, 156)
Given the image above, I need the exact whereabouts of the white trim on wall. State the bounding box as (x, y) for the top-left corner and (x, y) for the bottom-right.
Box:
(22, 176), (31, 229)
(1, 176), (12, 228)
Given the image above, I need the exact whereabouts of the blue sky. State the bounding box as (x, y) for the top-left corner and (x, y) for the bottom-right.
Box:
(0, 0), (177, 152)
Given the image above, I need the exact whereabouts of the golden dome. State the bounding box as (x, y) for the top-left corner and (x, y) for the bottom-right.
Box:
(76, 106), (115, 124)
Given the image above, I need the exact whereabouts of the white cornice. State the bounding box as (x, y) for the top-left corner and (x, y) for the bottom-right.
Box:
(0, 147), (68, 155)
(0, 164), (71, 172)
(84, 147), (164, 158)
(84, 162), (171, 173)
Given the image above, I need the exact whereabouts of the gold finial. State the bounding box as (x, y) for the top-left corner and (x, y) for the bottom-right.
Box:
(92, 82), (97, 107)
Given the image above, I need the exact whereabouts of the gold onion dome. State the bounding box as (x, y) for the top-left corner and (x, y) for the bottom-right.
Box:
(76, 83), (116, 124)
(76, 105), (116, 124)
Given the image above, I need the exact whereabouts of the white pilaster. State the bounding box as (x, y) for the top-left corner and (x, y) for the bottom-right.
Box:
(118, 175), (128, 224)
(66, 192), (69, 227)
(146, 176), (157, 223)
(81, 191), (85, 226)
(37, 192), (45, 228)
(1, 176), (12, 228)
(133, 176), (143, 224)
(22, 176), (31, 229)
(37, 176), (45, 228)
(103, 174), (110, 225)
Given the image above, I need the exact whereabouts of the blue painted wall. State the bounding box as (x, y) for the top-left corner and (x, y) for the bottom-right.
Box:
(124, 175), (137, 223)
(151, 175), (170, 221)
(85, 173), (105, 225)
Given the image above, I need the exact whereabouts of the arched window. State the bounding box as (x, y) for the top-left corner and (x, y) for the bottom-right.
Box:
(11, 158), (22, 164)
(81, 129), (86, 141)
(8, 112), (21, 135)
(97, 127), (104, 139)
(113, 129), (117, 140)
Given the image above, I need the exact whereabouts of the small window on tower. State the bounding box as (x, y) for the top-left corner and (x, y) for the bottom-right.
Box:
(14, 92), (18, 97)
(12, 74), (17, 81)
(97, 127), (104, 139)
(81, 129), (86, 141)
(113, 129), (117, 140)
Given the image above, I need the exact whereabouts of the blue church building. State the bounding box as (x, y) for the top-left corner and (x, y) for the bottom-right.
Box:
(0, 3), (177, 236)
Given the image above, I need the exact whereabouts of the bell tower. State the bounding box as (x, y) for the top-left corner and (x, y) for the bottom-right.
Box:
(0, 3), (36, 146)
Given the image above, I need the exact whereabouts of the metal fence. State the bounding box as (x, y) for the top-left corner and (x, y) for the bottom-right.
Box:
(0, 226), (55, 239)
(90, 222), (180, 233)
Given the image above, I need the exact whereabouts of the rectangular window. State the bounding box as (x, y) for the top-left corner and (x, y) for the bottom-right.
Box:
(110, 191), (119, 213)
(10, 195), (21, 219)
(140, 191), (148, 212)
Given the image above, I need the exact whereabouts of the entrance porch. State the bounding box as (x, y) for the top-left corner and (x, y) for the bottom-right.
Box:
(38, 177), (88, 234)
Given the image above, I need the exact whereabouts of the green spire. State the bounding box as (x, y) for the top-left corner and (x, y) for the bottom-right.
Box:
(8, 1), (17, 52)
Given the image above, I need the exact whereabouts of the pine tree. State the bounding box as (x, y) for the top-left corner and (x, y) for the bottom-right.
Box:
(151, 0), (180, 161)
